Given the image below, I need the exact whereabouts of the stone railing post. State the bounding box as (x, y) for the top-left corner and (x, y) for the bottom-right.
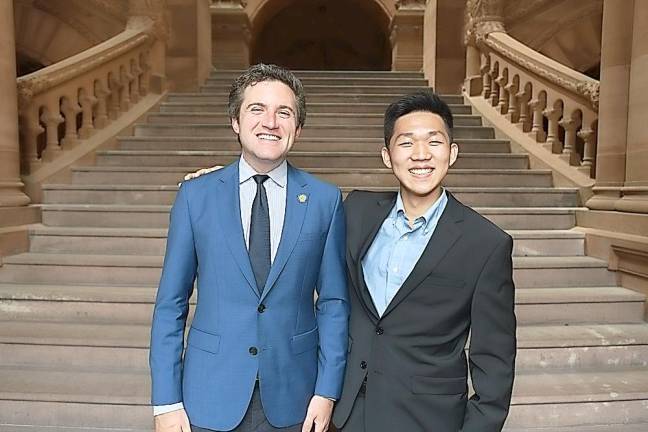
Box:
(210, 0), (250, 69)
(390, 0), (425, 71)
(542, 106), (562, 153)
(0, 0), (31, 211)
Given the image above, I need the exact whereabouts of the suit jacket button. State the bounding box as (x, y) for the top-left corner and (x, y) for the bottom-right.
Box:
(257, 304), (266, 313)
(249, 347), (258, 356)
(375, 326), (384, 335)
(360, 361), (367, 369)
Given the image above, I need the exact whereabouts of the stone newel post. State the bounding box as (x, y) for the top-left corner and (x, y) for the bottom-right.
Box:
(390, 0), (426, 71)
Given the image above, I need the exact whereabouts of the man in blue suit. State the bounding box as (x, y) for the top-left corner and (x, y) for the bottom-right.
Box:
(149, 64), (349, 432)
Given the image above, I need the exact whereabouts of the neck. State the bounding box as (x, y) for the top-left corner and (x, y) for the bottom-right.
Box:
(400, 188), (442, 225)
(242, 153), (283, 174)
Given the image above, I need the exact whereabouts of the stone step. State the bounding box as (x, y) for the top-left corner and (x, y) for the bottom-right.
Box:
(3, 321), (648, 371)
(27, 226), (584, 257)
(46, 185), (578, 209)
(132, 123), (495, 139)
(0, 425), (151, 432)
(145, 111), (483, 126)
(506, 368), (648, 429)
(0, 254), (618, 288)
(504, 425), (648, 432)
(165, 92), (459, 104)
(118, 136), (508, 153)
(158, 101), (473, 115)
(210, 69), (425, 80)
(38, 204), (580, 230)
(95, 150), (527, 170)
(72, 167), (556, 189)
(202, 84), (431, 95)
(205, 76), (430, 87)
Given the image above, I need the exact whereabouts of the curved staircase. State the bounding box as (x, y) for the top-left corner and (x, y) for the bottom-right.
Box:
(1, 70), (648, 431)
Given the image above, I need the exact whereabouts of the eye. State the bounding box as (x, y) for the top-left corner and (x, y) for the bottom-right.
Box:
(249, 106), (263, 114)
(429, 140), (444, 146)
(278, 110), (292, 118)
(397, 141), (413, 147)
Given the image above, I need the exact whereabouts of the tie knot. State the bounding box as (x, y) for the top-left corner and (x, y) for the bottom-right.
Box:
(253, 174), (269, 185)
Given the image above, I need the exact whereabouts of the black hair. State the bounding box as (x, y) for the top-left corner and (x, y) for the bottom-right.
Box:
(228, 63), (306, 128)
(384, 90), (454, 146)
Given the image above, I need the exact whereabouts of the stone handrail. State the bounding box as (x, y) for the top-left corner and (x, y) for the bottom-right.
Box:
(16, 18), (157, 175)
(475, 31), (599, 178)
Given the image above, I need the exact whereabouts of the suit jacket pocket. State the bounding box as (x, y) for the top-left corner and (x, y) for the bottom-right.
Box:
(424, 274), (466, 289)
(187, 327), (221, 354)
(411, 375), (467, 395)
(291, 327), (319, 354)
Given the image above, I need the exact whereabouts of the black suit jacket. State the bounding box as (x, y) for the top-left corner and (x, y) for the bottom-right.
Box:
(333, 190), (516, 432)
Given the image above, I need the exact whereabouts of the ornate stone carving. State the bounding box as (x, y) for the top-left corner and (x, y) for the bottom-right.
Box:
(465, 0), (506, 45)
(128, 0), (169, 41)
(484, 36), (600, 111)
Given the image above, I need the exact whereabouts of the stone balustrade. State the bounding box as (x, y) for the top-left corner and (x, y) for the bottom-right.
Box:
(475, 32), (600, 178)
(16, 19), (156, 175)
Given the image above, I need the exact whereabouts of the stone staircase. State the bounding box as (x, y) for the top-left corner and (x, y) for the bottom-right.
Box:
(1, 70), (648, 431)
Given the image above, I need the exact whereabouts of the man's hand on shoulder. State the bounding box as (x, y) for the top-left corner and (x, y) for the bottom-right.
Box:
(181, 165), (222, 183)
(155, 408), (191, 432)
(302, 395), (334, 432)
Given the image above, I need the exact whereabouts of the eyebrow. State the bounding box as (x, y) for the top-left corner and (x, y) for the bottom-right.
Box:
(394, 130), (448, 141)
(246, 102), (295, 114)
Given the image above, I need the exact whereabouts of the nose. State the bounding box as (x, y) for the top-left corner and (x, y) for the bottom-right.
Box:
(411, 141), (431, 160)
(262, 111), (278, 129)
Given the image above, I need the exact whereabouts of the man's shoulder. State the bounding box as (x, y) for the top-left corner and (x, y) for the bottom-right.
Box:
(181, 164), (231, 192)
(291, 166), (340, 197)
(344, 189), (396, 210)
(450, 194), (511, 245)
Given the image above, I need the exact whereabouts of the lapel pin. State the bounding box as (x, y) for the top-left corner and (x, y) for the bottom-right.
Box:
(298, 194), (308, 203)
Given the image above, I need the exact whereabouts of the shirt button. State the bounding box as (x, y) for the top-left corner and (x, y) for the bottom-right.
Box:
(404, 235), (409, 240)
(375, 327), (384, 335)
(249, 347), (258, 356)
(257, 304), (266, 313)
(360, 361), (367, 369)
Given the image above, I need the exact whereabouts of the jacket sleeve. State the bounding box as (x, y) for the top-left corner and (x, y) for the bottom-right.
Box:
(149, 183), (198, 405)
(314, 190), (350, 399)
(462, 234), (517, 431)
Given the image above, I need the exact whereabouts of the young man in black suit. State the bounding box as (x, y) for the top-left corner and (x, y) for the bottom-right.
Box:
(332, 91), (517, 432)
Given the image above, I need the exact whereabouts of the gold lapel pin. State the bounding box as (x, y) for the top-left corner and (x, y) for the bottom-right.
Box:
(298, 194), (308, 203)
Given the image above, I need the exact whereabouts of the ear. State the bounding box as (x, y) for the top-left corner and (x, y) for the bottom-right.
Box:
(449, 142), (459, 167)
(231, 117), (240, 134)
(295, 125), (302, 139)
(381, 146), (392, 169)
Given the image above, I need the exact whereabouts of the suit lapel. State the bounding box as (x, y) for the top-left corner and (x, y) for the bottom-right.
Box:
(381, 193), (464, 318)
(260, 165), (308, 302)
(352, 195), (396, 321)
(217, 163), (259, 298)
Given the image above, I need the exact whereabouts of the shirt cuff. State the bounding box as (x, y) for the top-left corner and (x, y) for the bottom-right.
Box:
(317, 394), (337, 402)
(153, 402), (184, 416)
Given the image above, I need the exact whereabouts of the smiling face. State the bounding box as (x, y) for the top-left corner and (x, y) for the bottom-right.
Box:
(231, 80), (301, 173)
(382, 111), (458, 209)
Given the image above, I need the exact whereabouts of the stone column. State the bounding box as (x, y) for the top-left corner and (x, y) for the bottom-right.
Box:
(586, 0), (633, 210)
(0, 0), (30, 212)
(211, 0), (250, 69)
(390, 0), (425, 71)
(463, 0), (506, 96)
(616, 0), (648, 213)
(128, 0), (168, 93)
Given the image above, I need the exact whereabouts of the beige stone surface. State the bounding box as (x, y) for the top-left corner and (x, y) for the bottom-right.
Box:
(425, 0), (466, 93)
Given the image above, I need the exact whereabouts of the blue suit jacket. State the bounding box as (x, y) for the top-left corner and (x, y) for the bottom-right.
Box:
(149, 162), (349, 430)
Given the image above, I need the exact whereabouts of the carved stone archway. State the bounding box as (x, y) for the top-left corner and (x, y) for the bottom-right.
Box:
(250, 0), (392, 70)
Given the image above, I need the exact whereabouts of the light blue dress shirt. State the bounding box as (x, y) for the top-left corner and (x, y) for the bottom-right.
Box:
(362, 190), (448, 316)
(154, 157), (287, 416)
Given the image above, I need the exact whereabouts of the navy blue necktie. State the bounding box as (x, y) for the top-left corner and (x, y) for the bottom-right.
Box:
(249, 174), (271, 294)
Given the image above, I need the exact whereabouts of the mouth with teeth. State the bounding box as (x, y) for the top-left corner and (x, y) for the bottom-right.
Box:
(409, 167), (434, 176)
(257, 133), (281, 141)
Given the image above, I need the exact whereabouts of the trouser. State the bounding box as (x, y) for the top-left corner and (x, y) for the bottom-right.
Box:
(191, 383), (302, 432)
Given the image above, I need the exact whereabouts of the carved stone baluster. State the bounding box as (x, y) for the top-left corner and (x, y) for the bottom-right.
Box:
(480, 54), (491, 100)
(495, 74), (508, 114)
(78, 87), (98, 139)
(40, 106), (65, 161)
(120, 67), (133, 112)
(94, 81), (110, 129)
(489, 65), (499, 106)
(139, 52), (151, 96)
(108, 74), (122, 120)
(516, 88), (531, 131)
(559, 117), (579, 165)
(19, 107), (44, 171)
(130, 59), (142, 104)
(60, 97), (82, 148)
(542, 107), (563, 153)
(505, 82), (518, 122)
(577, 128), (596, 176)
(528, 98), (546, 142)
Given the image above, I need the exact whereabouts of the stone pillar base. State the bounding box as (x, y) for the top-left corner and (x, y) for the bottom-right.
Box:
(0, 206), (40, 260)
(585, 186), (623, 211)
(615, 187), (648, 213)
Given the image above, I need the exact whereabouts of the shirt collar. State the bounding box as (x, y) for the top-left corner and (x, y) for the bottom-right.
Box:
(393, 189), (447, 229)
(239, 156), (288, 188)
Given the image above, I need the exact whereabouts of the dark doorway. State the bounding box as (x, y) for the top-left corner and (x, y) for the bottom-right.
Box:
(252, 0), (391, 70)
